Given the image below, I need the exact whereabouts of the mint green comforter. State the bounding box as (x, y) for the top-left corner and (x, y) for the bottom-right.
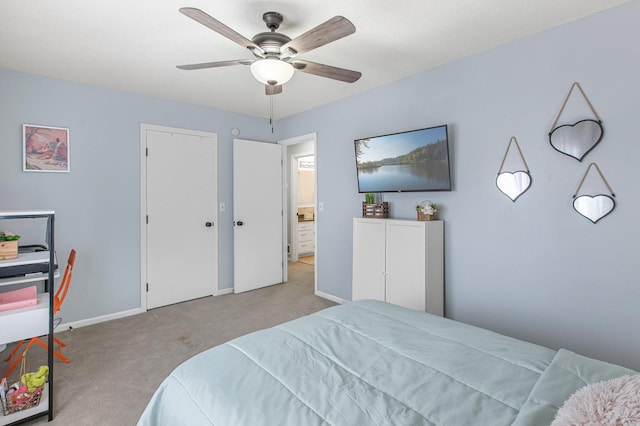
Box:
(138, 300), (634, 425)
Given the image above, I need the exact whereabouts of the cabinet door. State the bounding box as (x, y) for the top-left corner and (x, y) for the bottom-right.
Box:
(385, 220), (426, 311)
(352, 218), (386, 302)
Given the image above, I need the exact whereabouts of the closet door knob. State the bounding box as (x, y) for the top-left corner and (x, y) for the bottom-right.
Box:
(205, 222), (213, 227)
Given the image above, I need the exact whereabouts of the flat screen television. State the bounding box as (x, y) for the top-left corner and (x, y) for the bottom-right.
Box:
(354, 124), (451, 193)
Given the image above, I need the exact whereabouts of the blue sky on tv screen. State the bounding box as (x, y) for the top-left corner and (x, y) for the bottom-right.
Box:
(358, 126), (447, 163)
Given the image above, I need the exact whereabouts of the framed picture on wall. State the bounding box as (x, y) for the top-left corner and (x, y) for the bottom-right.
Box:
(23, 124), (70, 172)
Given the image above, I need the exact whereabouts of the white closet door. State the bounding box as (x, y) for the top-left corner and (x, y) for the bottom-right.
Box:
(145, 127), (218, 309)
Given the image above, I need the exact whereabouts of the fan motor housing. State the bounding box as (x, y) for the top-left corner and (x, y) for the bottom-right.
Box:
(251, 32), (291, 55)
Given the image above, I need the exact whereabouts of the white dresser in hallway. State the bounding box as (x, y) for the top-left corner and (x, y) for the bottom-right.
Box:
(297, 221), (315, 256)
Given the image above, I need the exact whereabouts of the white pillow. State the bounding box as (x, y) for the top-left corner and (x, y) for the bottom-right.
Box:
(552, 374), (640, 426)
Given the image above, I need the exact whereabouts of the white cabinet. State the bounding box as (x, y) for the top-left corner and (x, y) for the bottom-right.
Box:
(0, 211), (55, 425)
(297, 221), (315, 256)
(352, 218), (444, 316)
(352, 219), (386, 301)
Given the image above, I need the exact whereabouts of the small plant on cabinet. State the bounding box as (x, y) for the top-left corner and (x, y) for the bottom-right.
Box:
(365, 193), (375, 204)
(416, 201), (437, 221)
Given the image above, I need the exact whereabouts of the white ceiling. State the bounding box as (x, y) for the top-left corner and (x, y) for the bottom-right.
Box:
(0, 0), (629, 119)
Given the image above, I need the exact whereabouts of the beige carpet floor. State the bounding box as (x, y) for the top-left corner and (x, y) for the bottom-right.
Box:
(3, 261), (333, 425)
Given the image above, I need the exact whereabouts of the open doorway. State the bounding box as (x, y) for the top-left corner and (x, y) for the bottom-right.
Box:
(279, 133), (317, 292)
(292, 154), (315, 264)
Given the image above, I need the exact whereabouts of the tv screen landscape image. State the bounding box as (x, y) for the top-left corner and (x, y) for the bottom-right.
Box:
(354, 125), (451, 193)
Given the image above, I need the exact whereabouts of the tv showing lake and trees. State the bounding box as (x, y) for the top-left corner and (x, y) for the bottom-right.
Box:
(354, 124), (451, 193)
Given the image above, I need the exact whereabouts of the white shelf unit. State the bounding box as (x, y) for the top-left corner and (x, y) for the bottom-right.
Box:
(0, 210), (55, 425)
(352, 217), (444, 316)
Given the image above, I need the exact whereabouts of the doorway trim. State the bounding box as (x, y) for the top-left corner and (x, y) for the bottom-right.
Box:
(278, 133), (317, 293)
(140, 123), (219, 312)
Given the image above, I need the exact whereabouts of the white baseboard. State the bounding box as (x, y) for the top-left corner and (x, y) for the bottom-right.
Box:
(56, 307), (143, 333)
(315, 290), (345, 305)
(213, 287), (233, 296)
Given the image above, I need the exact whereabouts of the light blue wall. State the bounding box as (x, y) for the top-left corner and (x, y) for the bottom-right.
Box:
(278, 1), (640, 370)
(0, 69), (272, 321)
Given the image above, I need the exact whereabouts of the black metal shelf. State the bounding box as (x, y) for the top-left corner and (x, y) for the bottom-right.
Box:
(0, 211), (55, 425)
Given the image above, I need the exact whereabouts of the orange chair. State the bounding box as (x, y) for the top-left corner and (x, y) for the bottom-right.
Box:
(3, 249), (76, 379)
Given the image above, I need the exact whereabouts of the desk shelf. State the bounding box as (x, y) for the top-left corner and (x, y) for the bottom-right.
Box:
(0, 211), (55, 424)
(0, 252), (59, 288)
(0, 252), (50, 268)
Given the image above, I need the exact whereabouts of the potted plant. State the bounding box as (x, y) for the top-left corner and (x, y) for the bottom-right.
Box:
(0, 231), (20, 260)
(416, 201), (437, 221)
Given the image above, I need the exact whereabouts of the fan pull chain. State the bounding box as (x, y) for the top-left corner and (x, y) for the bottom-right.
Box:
(270, 95), (274, 133)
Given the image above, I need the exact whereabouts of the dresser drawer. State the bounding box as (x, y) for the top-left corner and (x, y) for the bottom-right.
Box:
(297, 241), (314, 254)
(297, 231), (313, 242)
(297, 221), (314, 232)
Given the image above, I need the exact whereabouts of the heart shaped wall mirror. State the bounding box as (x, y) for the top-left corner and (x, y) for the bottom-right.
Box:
(572, 163), (616, 224)
(573, 195), (615, 223)
(497, 172), (531, 202)
(496, 137), (531, 202)
(548, 82), (604, 162)
(549, 119), (603, 161)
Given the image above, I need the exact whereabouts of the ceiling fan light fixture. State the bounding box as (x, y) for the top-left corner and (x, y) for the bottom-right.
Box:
(250, 58), (294, 86)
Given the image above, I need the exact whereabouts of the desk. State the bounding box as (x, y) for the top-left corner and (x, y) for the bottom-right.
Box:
(0, 210), (55, 424)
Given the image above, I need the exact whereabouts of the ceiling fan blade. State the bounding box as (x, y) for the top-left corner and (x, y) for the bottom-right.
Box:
(177, 60), (252, 70)
(292, 60), (361, 83)
(265, 84), (282, 95)
(179, 7), (263, 54)
(281, 16), (355, 57)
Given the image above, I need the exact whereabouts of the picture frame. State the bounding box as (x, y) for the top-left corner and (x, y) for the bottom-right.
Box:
(23, 124), (70, 172)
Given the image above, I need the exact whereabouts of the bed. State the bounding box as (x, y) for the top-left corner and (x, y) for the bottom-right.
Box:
(138, 300), (637, 425)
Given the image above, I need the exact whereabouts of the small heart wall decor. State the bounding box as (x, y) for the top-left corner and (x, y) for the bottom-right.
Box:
(549, 119), (603, 161)
(496, 171), (531, 202)
(497, 137), (532, 202)
(573, 194), (615, 223)
(572, 163), (616, 224)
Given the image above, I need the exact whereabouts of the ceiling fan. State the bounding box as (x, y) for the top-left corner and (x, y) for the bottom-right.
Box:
(177, 7), (362, 95)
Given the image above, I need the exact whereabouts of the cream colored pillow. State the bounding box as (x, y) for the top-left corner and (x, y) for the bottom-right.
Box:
(552, 374), (640, 426)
